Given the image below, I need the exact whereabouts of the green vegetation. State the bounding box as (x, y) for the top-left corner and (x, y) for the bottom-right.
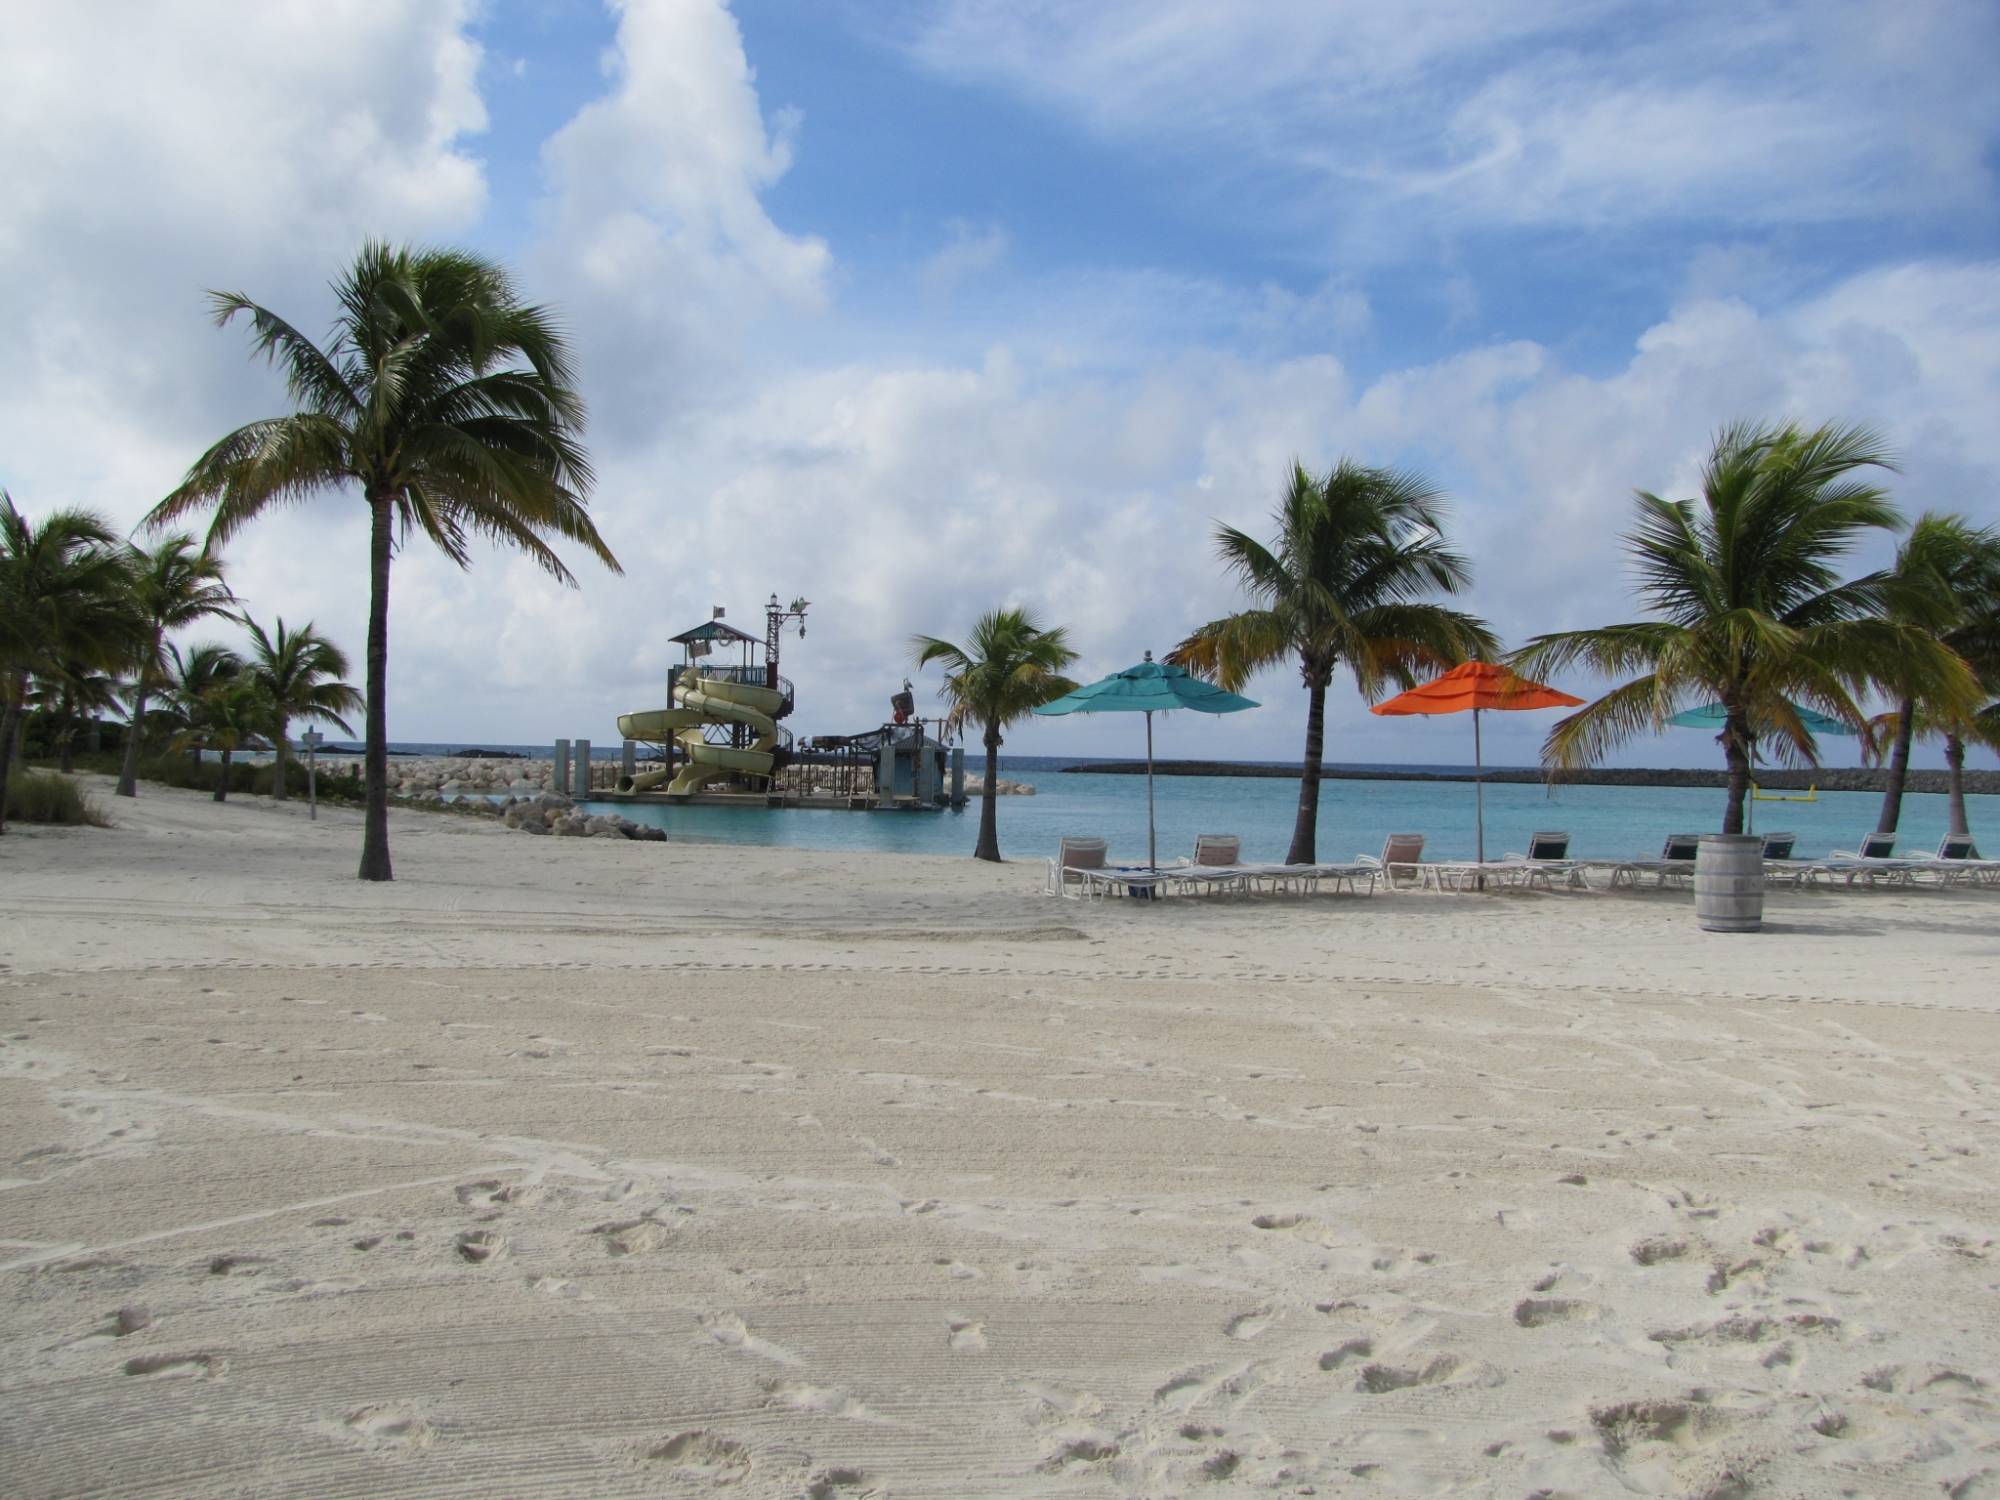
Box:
(1168, 461), (1494, 865)
(1514, 422), (1980, 835)
(147, 242), (619, 882)
(914, 609), (1079, 862)
(115, 534), (239, 798)
(0, 495), (128, 835)
(1865, 513), (2000, 839)
(4, 769), (109, 827)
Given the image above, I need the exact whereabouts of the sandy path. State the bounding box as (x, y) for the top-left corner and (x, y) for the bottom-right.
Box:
(2, 778), (1996, 1497)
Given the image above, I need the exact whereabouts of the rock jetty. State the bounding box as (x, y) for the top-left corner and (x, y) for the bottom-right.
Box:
(499, 792), (666, 841)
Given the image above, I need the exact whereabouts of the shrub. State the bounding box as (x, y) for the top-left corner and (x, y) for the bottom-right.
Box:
(5, 770), (110, 827)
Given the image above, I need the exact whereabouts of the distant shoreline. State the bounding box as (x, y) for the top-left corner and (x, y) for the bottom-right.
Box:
(1064, 761), (2000, 795)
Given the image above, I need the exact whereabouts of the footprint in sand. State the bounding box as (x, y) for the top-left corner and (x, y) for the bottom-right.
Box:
(642, 1431), (752, 1484)
(1590, 1396), (1728, 1455)
(1514, 1297), (1600, 1328)
(948, 1318), (987, 1352)
(1040, 1436), (1121, 1472)
(124, 1352), (224, 1379)
(1318, 1337), (1373, 1370)
(341, 1404), (433, 1450)
(207, 1253), (271, 1277)
(1355, 1355), (1501, 1393)
(805, 1468), (872, 1498)
(455, 1230), (505, 1264)
(698, 1312), (799, 1365)
(76, 1306), (152, 1344)
(1630, 1236), (1693, 1266)
(1224, 1309), (1273, 1341)
(761, 1379), (886, 1423)
(587, 1216), (675, 1256)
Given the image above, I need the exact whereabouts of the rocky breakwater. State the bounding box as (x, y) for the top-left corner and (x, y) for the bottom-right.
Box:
(500, 792), (666, 841)
(390, 756), (559, 800)
(962, 774), (1034, 796)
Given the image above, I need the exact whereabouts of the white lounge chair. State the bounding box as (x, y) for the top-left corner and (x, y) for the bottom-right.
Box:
(1357, 833), (1426, 890)
(1498, 830), (1590, 890)
(1173, 834), (1255, 895)
(1045, 836), (1108, 899)
(1758, 830), (1812, 887)
(1606, 832), (1701, 890)
(1913, 834), (2000, 887)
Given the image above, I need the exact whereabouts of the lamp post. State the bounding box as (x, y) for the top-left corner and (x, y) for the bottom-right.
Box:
(763, 592), (810, 689)
(302, 727), (323, 820)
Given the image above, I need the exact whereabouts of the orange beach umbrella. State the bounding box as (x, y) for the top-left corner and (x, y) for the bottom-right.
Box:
(1371, 662), (1583, 867)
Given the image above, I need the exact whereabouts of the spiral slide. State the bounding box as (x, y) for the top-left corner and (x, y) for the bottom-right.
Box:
(616, 674), (787, 794)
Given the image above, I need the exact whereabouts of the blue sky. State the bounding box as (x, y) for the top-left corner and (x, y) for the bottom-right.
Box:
(4, 1), (1999, 769)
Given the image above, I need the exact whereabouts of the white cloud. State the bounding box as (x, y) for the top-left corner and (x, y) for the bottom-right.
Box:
(895, 0), (2000, 243)
(531, 0), (830, 441)
(919, 221), (1010, 298)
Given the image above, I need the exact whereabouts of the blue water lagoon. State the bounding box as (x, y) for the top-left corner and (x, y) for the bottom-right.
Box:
(570, 756), (1992, 865)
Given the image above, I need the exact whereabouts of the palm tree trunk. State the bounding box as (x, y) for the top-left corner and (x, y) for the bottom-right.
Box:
(0, 682), (22, 836)
(973, 723), (1002, 862)
(1721, 710), (1752, 835)
(358, 495), (394, 881)
(57, 727), (75, 775)
(1874, 698), (1915, 834)
(215, 747), (231, 802)
(1287, 669), (1329, 866)
(1945, 733), (1972, 839)
(116, 678), (150, 797)
(272, 716), (290, 801)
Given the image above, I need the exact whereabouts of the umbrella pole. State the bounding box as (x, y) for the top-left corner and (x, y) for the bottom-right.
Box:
(1145, 709), (1157, 871)
(1474, 706), (1486, 891)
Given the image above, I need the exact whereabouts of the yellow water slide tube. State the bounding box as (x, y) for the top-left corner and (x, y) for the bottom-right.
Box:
(617, 675), (788, 794)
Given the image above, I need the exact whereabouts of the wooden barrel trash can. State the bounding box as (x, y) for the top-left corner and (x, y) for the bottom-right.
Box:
(1695, 833), (1765, 933)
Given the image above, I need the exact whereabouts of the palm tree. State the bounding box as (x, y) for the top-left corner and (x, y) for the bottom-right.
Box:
(1168, 461), (1495, 865)
(29, 662), (127, 774)
(169, 669), (268, 804)
(146, 242), (619, 880)
(114, 534), (238, 798)
(1867, 514), (2000, 837)
(1, 494), (128, 834)
(245, 617), (361, 801)
(1514, 421), (1979, 834)
(157, 642), (247, 776)
(913, 608), (1079, 862)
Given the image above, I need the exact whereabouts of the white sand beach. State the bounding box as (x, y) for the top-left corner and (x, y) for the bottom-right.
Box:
(3, 778), (1997, 1498)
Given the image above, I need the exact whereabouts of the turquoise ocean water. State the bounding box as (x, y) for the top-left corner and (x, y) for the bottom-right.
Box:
(336, 745), (1994, 864)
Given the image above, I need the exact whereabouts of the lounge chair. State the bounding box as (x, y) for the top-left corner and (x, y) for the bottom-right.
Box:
(1606, 832), (1701, 890)
(1045, 836), (1108, 899)
(1357, 833), (1426, 890)
(1498, 830), (1590, 890)
(1758, 830), (1812, 888)
(1917, 835), (2000, 887)
(1172, 834), (1255, 895)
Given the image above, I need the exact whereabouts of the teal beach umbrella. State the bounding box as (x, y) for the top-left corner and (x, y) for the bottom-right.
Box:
(1665, 701), (1857, 737)
(1033, 651), (1258, 870)
(1667, 699), (1859, 832)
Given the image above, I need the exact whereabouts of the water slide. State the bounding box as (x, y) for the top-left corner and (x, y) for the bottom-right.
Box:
(616, 674), (788, 794)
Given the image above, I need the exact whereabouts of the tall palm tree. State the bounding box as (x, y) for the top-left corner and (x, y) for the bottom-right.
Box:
(1867, 513), (2000, 836)
(1, 494), (128, 834)
(146, 242), (620, 880)
(114, 534), (238, 798)
(245, 617), (361, 801)
(1514, 421), (1978, 834)
(913, 608), (1078, 862)
(1168, 461), (1495, 865)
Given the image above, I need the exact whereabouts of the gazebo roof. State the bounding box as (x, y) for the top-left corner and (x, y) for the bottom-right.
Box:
(670, 618), (761, 647)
